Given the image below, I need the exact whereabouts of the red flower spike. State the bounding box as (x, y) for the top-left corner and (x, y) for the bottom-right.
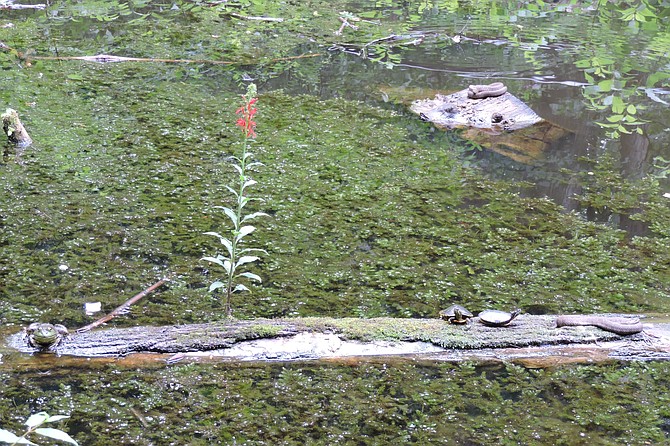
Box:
(235, 94), (259, 138)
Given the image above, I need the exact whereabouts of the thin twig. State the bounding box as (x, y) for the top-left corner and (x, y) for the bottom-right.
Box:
(226, 12), (284, 22)
(0, 3), (45, 9)
(75, 278), (169, 333)
(4, 51), (321, 65)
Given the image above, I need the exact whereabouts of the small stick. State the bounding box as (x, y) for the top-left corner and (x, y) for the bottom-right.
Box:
(4, 51), (321, 65)
(0, 44), (321, 65)
(0, 3), (46, 10)
(76, 278), (169, 333)
(226, 12), (284, 22)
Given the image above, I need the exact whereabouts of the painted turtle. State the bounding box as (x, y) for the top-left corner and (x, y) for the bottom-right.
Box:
(478, 309), (521, 327)
(439, 304), (474, 325)
(25, 323), (69, 349)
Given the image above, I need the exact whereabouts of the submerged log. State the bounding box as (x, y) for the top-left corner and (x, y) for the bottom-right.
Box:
(4, 315), (662, 361)
(2, 108), (32, 147)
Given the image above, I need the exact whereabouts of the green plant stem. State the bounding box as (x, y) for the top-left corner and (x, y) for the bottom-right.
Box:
(225, 133), (250, 317)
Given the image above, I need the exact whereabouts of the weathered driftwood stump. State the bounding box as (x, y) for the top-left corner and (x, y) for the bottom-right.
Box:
(411, 84), (570, 163)
(411, 84), (542, 131)
(2, 108), (32, 147)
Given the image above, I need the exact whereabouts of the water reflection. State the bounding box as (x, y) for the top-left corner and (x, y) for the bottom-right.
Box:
(263, 26), (668, 236)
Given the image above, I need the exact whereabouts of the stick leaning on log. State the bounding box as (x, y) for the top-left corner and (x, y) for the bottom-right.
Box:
(76, 278), (169, 333)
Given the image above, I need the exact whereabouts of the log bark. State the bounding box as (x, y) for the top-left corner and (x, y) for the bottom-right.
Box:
(5, 314), (660, 359)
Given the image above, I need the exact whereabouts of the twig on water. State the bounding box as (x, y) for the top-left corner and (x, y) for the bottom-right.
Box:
(0, 43), (321, 65)
(225, 12), (284, 22)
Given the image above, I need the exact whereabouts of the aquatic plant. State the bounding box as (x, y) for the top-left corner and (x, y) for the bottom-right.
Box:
(0, 412), (78, 445)
(202, 83), (268, 317)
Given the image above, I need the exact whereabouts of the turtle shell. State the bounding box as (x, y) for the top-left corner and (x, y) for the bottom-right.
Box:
(478, 309), (521, 327)
(439, 304), (473, 324)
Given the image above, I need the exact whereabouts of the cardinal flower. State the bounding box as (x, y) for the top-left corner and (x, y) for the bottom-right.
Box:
(235, 91), (258, 138)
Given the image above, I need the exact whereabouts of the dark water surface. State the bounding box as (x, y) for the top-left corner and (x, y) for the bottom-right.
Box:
(1, 1), (669, 444)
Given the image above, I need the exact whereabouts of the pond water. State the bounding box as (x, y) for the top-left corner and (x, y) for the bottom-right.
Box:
(1, 1), (669, 444)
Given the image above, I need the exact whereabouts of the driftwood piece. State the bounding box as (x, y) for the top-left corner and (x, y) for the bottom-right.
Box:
(411, 87), (543, 131)
(2, 108), (32, 147)
(5, 315), (657, 359)
(410, 87), (571, 163)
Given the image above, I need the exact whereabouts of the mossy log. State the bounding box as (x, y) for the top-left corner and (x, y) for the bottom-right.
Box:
(5, 315), (655, 359)
(2, 108), (32, 147)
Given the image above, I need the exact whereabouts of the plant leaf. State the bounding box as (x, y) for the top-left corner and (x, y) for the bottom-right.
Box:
(232, 164), (243, 175)
(242, 179), (257, 190)
(241, 212), (269, 223)
(203, 232), (234, 256)
(0, 429), (32, 444)
(224, 185), (239, 197)
(611, 96), (625, 114)
(201, 256), (225, 267)
(223, 260), (232, 274)
(238, 247), (268, 255)
(235, 225), (256, 242)
(34, 428), (79, 445)
(597, 79), (612, 92)
(220, 238), (234, 258)
(208, 281), (226, 292)
(238, 272), (262, 283)
(26, 412), (49, 428)
(246, 162), (265, 170)
(235, 256), (259, 267)
(233, 283), (250, 293)
(221, 207), (239, 227)
(45, 415), (70, 423)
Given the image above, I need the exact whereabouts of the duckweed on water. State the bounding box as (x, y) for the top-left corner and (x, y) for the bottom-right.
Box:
(1, 82), (669, 326)
(0, 0), (668, 327)
(1, 360), (670, 445)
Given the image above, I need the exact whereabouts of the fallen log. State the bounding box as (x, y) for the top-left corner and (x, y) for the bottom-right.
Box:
(4, 314), (659, 359)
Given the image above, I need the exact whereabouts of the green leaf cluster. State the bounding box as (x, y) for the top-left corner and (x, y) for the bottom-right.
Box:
(0, 412), (78, 446)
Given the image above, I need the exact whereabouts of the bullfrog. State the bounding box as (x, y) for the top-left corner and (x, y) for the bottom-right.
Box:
(25, 322), (69, 349)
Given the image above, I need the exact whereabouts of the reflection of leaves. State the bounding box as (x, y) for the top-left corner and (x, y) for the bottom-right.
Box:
(619, 4), (657, 25)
